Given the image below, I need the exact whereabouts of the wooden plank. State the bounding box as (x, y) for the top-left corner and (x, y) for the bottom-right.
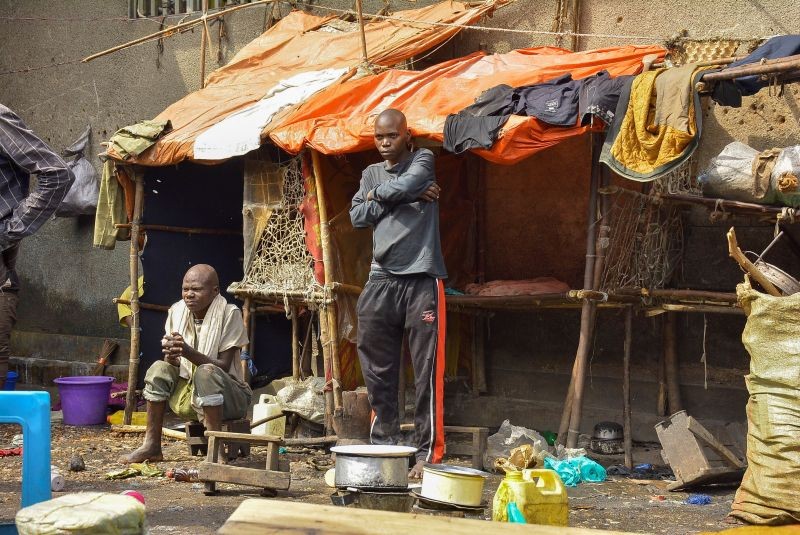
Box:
(443, 425), (487, 434)
(218, 500), (638, 534)
(198, 463), (290, 490)
(686, 416), (746, 469)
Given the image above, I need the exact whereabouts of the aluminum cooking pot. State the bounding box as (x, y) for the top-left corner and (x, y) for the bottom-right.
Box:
(331, 445), (416, 490)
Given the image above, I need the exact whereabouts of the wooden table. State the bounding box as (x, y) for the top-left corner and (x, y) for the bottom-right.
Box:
(218, 500), (638, 535)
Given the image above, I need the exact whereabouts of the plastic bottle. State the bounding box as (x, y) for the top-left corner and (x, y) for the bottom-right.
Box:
(107, 410), (148, 426)
(252, 394), (285, 437)
(50, 465), (65, 492)
(492, 469), (568, 526)
(171, 468), (200, 482)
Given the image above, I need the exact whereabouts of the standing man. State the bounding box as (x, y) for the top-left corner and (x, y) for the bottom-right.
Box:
(350, 109), (446, 478)
(0, 105), (75, 386)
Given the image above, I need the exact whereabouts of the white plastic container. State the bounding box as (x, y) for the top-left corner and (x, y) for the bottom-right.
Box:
(252, 394), (285, 437)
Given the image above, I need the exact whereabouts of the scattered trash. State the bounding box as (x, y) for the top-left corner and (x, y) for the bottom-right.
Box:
(51, 465), (65, 492)
(11, 433), (23, 447)
(540, 431), (557, 447)
(507, 502), (527, 523)
(543, 456), (607, 487)
(496, 444), (547, 472)
(120, 490), (146, 505)
(69, 454), (86, 472)
(650, 495), (666, 502)
(168, 468), (200, 482)
(635, 463), (653, 472)
(606, 463), (675, 481)
(0, 447), (21, 457)
(485, 420), (548, 472)
(279, 447), (287, 454)
(106, 462), (164, 480)
(685, 493), (712, 505)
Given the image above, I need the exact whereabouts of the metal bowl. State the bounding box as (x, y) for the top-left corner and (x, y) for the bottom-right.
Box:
(593, 421), (623, 440)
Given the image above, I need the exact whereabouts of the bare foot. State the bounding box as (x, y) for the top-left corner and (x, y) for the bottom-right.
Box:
(408, 460), (425, 479)
(120, 444), (163, 464)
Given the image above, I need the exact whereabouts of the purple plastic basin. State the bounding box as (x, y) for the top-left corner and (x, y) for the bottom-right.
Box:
(53, 376), (114, 426)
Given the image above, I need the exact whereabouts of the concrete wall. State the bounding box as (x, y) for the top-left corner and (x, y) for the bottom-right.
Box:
(1, 0), (798, 437)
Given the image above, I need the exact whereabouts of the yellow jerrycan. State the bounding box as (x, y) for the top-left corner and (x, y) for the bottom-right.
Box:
(492, 468), (568, 526)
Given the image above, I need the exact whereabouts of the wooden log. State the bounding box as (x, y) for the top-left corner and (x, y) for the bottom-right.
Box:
(663, 312), (683, 415)
(331, 282), (364, 296)
(562, 132), (603, 448)
(281, 435), (338, 446)
(205, 430), (282, 443)
(568, 290), (640, 304)
(647, 304), (744, 316)
(642, 288), (738, 303)
(197, 462), (291, 490)
(111, 424), (185, 441)
(355, 0), (369, 65)
(124, 175), (144, 426)
(113, 298), (169, 312)
(657, 329), (667, 417)
(311, 150), (344, 418)
(622, 306), (633, 470)
(250, 412), (286, 431)
(114, 223), (242, 236)
(231, 287), (331, 303)
(727, 227), (782, 297)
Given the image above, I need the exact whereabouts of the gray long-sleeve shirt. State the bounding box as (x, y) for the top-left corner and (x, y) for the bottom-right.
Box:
(350, 148), (447, 279)
(0, 105), (75, 288)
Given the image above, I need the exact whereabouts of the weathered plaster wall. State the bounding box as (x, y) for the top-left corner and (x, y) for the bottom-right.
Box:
(0, 0), (285, 363)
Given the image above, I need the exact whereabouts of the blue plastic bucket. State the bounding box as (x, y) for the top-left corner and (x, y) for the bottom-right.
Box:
(2, 371), (17, 391)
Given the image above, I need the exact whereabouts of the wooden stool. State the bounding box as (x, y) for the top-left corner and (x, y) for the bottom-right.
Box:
(443, 426), (489, 470)
(199, 430), (290, 497)
(399, 424), (489, 469)
(185, 419), (251, 461)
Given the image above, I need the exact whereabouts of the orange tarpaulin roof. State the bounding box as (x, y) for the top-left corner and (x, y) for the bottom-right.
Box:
(115, 1), (506, 166)
(270, 45), (666, 165)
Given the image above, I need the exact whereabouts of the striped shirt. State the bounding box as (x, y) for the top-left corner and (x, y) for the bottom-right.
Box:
(0, 105), (75, 287)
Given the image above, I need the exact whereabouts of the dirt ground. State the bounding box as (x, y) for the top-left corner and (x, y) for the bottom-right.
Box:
(0, 421), (741, 534)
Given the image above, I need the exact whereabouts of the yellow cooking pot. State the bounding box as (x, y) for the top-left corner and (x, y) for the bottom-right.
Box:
(420, 464), (490, 507)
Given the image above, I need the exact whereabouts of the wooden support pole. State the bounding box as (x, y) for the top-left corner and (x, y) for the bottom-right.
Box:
(311, 150), (343, 424)
(656, 322), (667, 417)
(354, 0), (369, 65)
(124, 175), (145, 426)
(241, 297), (252, 383)
(663, 312), (683, 415)
(200, 0), (209, 88)
(727, 227), (782, 297)
(700, 54), (800, 83)
(473, 156), (488, 395)
(558, 132), (601, 447)
(622, 306), (633, 470)
(291, 306), (300, 380)
(113, 298), (169, 312)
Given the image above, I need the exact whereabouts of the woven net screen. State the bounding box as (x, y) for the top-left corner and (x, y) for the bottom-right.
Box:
(600, 188), (683, 292)
(230, 153), (318, 299)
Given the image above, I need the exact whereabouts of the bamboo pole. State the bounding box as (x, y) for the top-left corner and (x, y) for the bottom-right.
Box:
(558, 132), (601, 447)
(124, 175), (145, 426)
(700, 54), (800, 83)
(291, 306), (300, 380)
(83, 0), (280, 63)
(354, 0), (369, 65)
(647, 303), (744, 316)
(200, 0), (209, 88)
(473, 155), (488, 395)
(115, 223), (242, 236)
(311, 150), (344, 423)
(622, 305), (633, 470)
(656, 324), (667, 417)
(661, 193), (783, 215)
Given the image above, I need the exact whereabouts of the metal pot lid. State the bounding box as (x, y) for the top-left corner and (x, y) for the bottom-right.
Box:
(331, 445), (417, 457)
(422, 463), (490, 478)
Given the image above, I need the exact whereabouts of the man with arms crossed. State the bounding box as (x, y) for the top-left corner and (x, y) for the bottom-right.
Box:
(350, 109), (446, 478)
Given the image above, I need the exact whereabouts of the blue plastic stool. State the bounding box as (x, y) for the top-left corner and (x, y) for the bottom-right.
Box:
(0, 392), (51, 508)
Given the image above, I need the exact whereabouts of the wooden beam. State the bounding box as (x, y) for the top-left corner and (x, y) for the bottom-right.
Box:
(113, 298), (169, 312)
(622, 306), (633, 470)
(124, 175), (145, 426)
(198, 462), (290, 490)
(727, 227), (782, 297)
(663, 312), (683, 414)
(115, 223), (242, 236)
(701, 54), (800, 83)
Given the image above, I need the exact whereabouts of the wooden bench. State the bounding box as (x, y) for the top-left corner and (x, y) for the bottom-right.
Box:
(185, 418), (250, 460)
(400, 424), (489, 469)
(198, 430), (290, 497)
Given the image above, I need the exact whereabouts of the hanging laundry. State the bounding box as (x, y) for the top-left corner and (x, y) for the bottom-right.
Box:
(106, 120), (171, 160)
(512, 73), (581, 127)
(577, 70), (634, 127)
(443, 85), (514, 154)
(600, 64), (713, 182)
(712, 35), (800, 107)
